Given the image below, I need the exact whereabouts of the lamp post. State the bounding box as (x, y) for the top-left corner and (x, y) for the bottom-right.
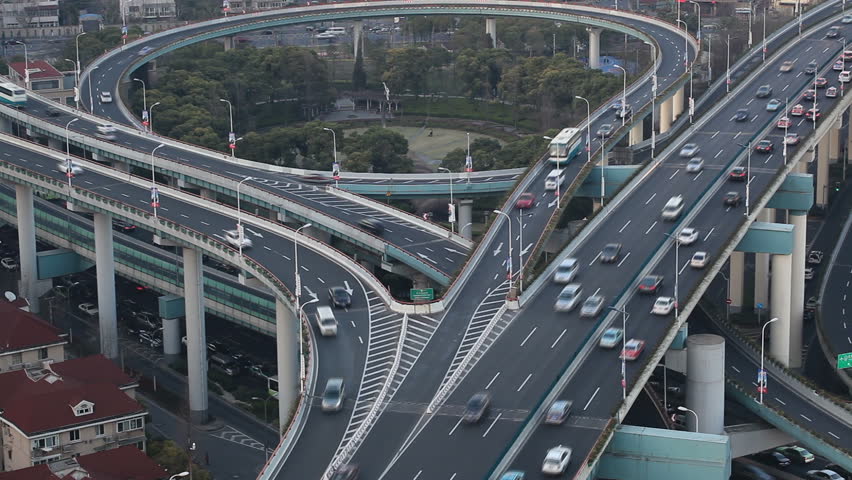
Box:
(64, 58), (78, 104)
(718, 270), (731, 322)
(645, 41), (658, 159)
(64, 118), (79, 187)
(783, 97), (789, 164)
(323, 127), (338, 187)
(677, 406), (699, 432)
(465, 132), (473, 174)
(841, 38), (847, 98)
(516, 212), (532, 291)
(689, 1), (701, 43)
(725, 35), (731, 93)
(75, 32), (86, 98)
(88, 66), (98, 113)
(220, 98), (236, 157)
(759, 317), (779, 404)
(149, 102), (161, 133)
(236, 176), (253, 258)
(599, 131), (607, 207)
(608, 306), (629, 402)
(492, 210), (514, 292)
(613, 64), (628, 126)
(438, 167), (455, 233)
(13, 41), (29, 89)
(150, 143), (165, 217)
(736, 141), (753, 216)
(294, 223), (314, 394)
(460, 222), (473, 238)
(663, 231), (681, 318)
(575, 95), (592, 165)
(168, 472), (190, 480)
(762, 8), (767, 62)
(748, 7), (754, 48)
(133, 78), (147, 132)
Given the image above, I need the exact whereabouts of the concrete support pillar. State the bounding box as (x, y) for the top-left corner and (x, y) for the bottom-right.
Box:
(485, 18), (497, 48)
(770, 253), (794, 367)
(0, 117), (11, 134)
(305, 225), (332, 244)
(672, 87), (685, 120)
(93, 213), (118, 359)
(592, 199), (602, 212)
(147, 60), (159, 86)
(628, 122), (644, 146)
(829, 120), (842, 163)
(112, 161), (130, 173)
(660, 98), (673, 133)
(275, 298), (297, 434)
(183, 247), (209, 424)
(223, 35), (234, 51)
(353, 20), (363, 58)
(162, 317), (181, 359)
(754, 208), (773, 310)
(412, 273), (429, 290)
(15, 185), (38, 312)
(587, 27), (602, 69)
(199, 188), (216, 201)
(686, 334), (725, 435)
(846, 118), (852, 163)
(816, 135), (830, 207)
(458, 199), (473, 240)
(729, 251), (745, 311)
(788, 211), (807, 369)
(47, 137), (62, 151)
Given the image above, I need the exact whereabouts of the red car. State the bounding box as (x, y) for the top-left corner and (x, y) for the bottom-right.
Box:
(790, 104), (805, 116)
(515, 192), (536, 209)
(755, 140), (774, 153)
(834, 60), (845, 71)
(776, 116), (792, 128)
(814, 77), (828, 88)
(806, 108), (821, 120)
(620, 339), (646, 361)
(730, 166), (747, 181)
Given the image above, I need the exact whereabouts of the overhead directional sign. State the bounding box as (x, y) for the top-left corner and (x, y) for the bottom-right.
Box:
(837, 352), (852, 370)
(410, 288), (434, 301)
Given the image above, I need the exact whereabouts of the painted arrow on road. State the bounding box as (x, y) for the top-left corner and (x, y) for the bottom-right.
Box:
(444, 247), (464, 255)
(548, 198), (559, 208)
(521, 243), (533, 255)
(418, 253), (437, 264)
(303, 286), (318, 301)
(245, 228), (264, 238)
(343, 281), (354, 296)
(493, 242), (503, 256)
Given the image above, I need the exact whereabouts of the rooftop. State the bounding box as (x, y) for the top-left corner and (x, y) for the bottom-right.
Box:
(0, 301), (66, 354)
(8, 60), (64, 80)
(0, 446), (168, 480)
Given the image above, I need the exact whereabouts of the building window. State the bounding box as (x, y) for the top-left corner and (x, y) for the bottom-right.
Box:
(30, 79), (60, 91)
(10, 353), (22, 365)
(95, 424), (105, 436)
(116, 417), (143, 432)
(68, 430), (80, 442)
(74, 402), (93, 416)
(31, 436), (57, 449)
(38, 348), (48, 360)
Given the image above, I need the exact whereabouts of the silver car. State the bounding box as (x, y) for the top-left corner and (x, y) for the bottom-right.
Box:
(321, 378), (345, 412)
(554, 284), (583, 312)
(679, 143), (700, 157)
(685, 157), (704, 173)
(580, 294), (605, 318)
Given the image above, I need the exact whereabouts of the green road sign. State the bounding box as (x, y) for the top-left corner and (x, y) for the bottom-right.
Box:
(410, 288), (434, 301)
(838, 352), (852, 370)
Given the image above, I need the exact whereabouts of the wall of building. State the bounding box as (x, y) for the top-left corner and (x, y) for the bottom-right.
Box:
(0, 344), (65, 373)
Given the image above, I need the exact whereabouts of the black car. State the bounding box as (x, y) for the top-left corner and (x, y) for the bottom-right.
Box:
(804, 61), (818, 74)
(755, 450), (791, 468)
(358, 218), (385, 235)
(112, 220), (137, 233)
(638, 275), (664, 294)
(299, 174), (333, 184)
(755, 140), (774, 153)
(600, 243), (622, 263)
(462, 391), (491, 423)
(724, 191), (742, 206)
(328, 286), (351, 308)
(734, 109), (749, 121)
(45, 106), (63, 117)
(756, 85), (773, 98)
(330, 464), (359, 480)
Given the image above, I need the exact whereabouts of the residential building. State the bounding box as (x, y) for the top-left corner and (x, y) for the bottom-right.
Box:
(0, 355), (146, 472)
(125, 0), (176, 19)
(0, 0), (59, 29)
(0, 445), (169, 480)
(7, 61), (75, 105)
(0, 298), (66, 373)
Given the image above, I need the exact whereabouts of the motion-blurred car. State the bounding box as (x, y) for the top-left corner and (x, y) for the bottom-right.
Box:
(321, 378), (346, 412)
(357, 218), (385, 235)
(766, 99), (783, 111)
(542, 446), (572, 475)
(814, 77), (828, 88)
(224, 229), (252, 249)
(776, 116), (792, 129)
(755, 140), (774, 153)
(690, 251), (708, 268)
(686, 157), (704, 173)
(724, 191), (742, 206)
(756, 85), (773, 97)
(580, 294), (605, 318)
(600, 243), (622, 263)
(544, 400), (573, 425)
(826, 86), (838, 98)
(620, 339), (646, 361)
(638, 275), (663, 294)
(804, 61), (818, 74)
(791, 104), (805, 116)
(679, 143), (700, 157)
(112, 220), (137, 233)
(730, 166), (747, 181)
(516, 192), (536, 209)
(596, 123), (614, 137)
(652, 297), (675, 315)
(784, 133), (801, 145)
(463, 392), (491, 423)
(677, 227), (698, 245)
(599, 328), (623, 348)
(554, 284), (583, 312)
(734, 109), (749, 121)
(328, 286), (351, 308)
(779, 60), (794, 72)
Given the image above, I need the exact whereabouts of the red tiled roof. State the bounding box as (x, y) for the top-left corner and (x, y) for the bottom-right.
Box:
(0, 357), (145, 435)
(9, 60), (63, 80)
(51, 355), (136, 389)
(0, 446), (168, 480)
(0, 301), (65, 354)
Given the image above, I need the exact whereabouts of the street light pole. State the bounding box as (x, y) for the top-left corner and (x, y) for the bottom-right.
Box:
(689, 1), (701, 43)
(149, 102), (161, 133)
(516, 212), (532, 292)
(748, 8), (754, 48)
(762, 8), (767, 62)
(75, 32), (86, 104)
(613, 64), (627, 126)
(492, 210), (514, 292)
(64, 118), (79, 188)
(438, 167), (455, 233)
(133, 78), (147, 132)
(608, 306), (629, 402)
(726, 35), (731, 93)
(294, 222), (315, 395)
(737, 141), (753, 216)
(150, 143), (165, 217)
(13, 41), (30, 89)
(575, 95), (592, 165)
(759, 317), (779, 404)
(677, 406), (699, 432)
(322, 127), (338, 187)
(88, 66), (98, 113)
(219, 98), (236, 157)
(168, 472), (190, 480)
(236, 176), (253, 258)
(783, 97), (789, 164)
(663, 232), (681, 318)
(600, 132), (607, 207)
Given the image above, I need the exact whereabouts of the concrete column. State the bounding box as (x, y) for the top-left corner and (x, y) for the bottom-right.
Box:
(412, 273), (429, 290)
(275, 298), (297, 433)
(686, 334), (725, 435)
(587, 27), (602, 69)
(660, 98), (673, 133)
(672, 88), (685, 120)
(770, 253), (793, 367)
(47, 137), (62, 151)
(93, 213), (118, 359)
(0, 116), (11, 134)
(183, 247), (209, 424)
(147, 60), (159, 86)
(305, 225), (332, 244)
(846, 118), (852, 164)
(353, 20), (363, 58)
(788, 211), (807, 369)
(729, 251), (745, 312)
(223, 35), (234, 51)
(754, 209), (773, 310)
(15, 185), (38, 312)
(829, 120), (841, 163)
(162, 317), (181, 358)
(458, 199), (473, 240)
(486, 18), (497, 48)
(816, 135), (830, 206)
(628, 122), (644, 146)
(199, 188), (216, 201)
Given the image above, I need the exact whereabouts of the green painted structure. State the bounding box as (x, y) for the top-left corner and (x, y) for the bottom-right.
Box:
(735, 223), (794, 255)
(765, 173), (815, 212)
(158, 294), (186, 319)
(35, 248), (94, 279)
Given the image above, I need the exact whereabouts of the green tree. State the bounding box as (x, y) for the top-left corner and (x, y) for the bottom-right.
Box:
(382, 48), (431, 96)
(440, 138), (501, 171)
(341, 127), (411, 173)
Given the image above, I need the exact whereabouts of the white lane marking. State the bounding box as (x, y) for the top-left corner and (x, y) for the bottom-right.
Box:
(679, 261), (689, 275)
(750, 115), (759, 122)
(619, 220), (631, 233)
(704, 228), (715, 242)
(694, 171), (703, 181)
(520, 327), (537, 347)
(551, 329), (567, 349)
(715, 150), (724, 158)
(646, 193), (657, 205)
(486, 372), (501, 389)
(413, 471), (423, 480)
(645, 222), (657, 235)
(617, 252), (631, 267)
(317, 277), (325, 284)
(200, 221), (210, 226)
(358, 336), (364, 344)
(517, 373), (532, 392)
(584, 387), (601, 411)
(589, 252), (602, 266)
(448, 417), (464, 436)
(747, 99), (754, 106)
(731, 366), (741, 373)
(669, 170), (679, 180)
(829, 431), (840, 439)
(800, 414), (813, 422)
(482, 413), (503, 438)
(263, 246), (272, 251)
(775, 398), (786, 406)
(711, 131), (720, 138)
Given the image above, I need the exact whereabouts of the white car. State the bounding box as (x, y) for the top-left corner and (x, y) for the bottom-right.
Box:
(679, 143), (700, 157)
(554, 284), (583, 312)
(580, 294), (605, 318)
(599, 327), (623, 348)
(677, 227), (699, 246)
(843, 14), (852, 23)
(99, 91), (113, 103)
(690, 251), (708, 268)
(0, 257), (18, 271)
(315, 32), (336, 39)
(78, 302), (99, 316)
(224, 229), (252, 249)
(685, 157), (704, 173)
(804, 267), (814, 280)
(652, 297), (675, 315)
(58, 160), (84, 176)
(542, 445), (572, 475)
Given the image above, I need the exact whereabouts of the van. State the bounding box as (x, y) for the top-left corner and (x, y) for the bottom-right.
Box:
(210, 354), (240, 376)
(661, 195), (684, 221)
(327, 26), (346, 36)
(553, 258), (578, 283)
(840, 70), (851, 83)
(544, 169), (565, 191)
(315, 305), (338, 336)
(96, 124), (117, 141)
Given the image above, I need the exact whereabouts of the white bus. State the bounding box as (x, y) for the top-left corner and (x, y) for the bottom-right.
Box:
(548, 127), (583, 165)
(0, 82), (27, 108)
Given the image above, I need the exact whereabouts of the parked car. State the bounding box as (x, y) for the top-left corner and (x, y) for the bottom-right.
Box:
(0, 257), (19, 271)
(808, 251), (824, 264)
(78, 302), (99, 316)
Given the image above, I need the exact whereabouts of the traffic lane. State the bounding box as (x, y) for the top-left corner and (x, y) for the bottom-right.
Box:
(507, 424), (604, 480)
(822, 248), (852, 355)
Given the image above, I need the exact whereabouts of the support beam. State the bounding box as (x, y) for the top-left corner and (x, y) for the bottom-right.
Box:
(816, 135), (830, 206)
(770, 253), (793, 367)
(223, 35), (234, 51)
(672, 87), (685, 120)
(0, 117), (11, 134)
(629, 121), (644, 146)
(754, 209), (773, 310)
(829, 119), (841, 163)
(686, 334), (725, 434)
(47, 137), (62, 151)
(729, 251), (745, 311)
(788, 211), (807, 369)
(660, 98), (673, 133)
(587, 27), (602, 70)
(183, 247), (209, 424)
(93, 213), (118, 359)
(353, 20), (363, 58)
(485, 18), (497, 48)
(275, 298), (297, 434)
(458, 199), (473, 240)
(15, 185), (38, 312)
